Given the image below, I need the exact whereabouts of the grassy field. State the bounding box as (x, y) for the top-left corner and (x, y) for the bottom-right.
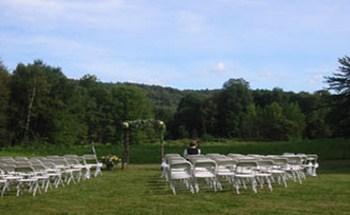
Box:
(0, 139), (349, 214)
(0, 164), (349, 215)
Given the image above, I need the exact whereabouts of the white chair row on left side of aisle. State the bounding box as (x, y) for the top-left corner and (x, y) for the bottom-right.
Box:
(0, 155), (103, 197)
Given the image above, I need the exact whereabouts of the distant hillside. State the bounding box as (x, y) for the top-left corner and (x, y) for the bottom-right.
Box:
(123, 82), (218, 113)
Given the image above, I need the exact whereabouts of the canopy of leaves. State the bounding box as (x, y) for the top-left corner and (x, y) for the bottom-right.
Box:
(0, 57), (348, 146)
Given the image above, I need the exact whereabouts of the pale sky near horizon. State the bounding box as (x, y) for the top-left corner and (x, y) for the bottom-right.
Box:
(0, 0), (349, 92)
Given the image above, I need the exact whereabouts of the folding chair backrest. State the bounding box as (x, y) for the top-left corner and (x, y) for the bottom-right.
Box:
(167, 157), (186, 164)
(29, 160), (43, 166)
(65, 158), (80, 165)
(227, 153), (243, 157)
(49, 158), (68, 167)
(0, 157), (15, 162)
(169, 161), (192, 177)
(307, 154), (318, 162)
(15, 164), (34, 174)
(164, 154), (181, 158)
(14, 156), (29, 161)
(47, 155), (61, 159)
(169, 160), (192, 169)
(285, 156), (303, 165)
(83, 154), (98, 164)
(258, 160), (274, 167)
(187, 155), (206, 162)
(0, 164), (15, 173)
(14, 160), (31, 166)
(236, 161), (258, 174)
(216, 159), (236, 169)
(41, 161), (56, 169)
(193, 159), (217, 171)
(31, 164), (47, 172)
(271, 158), (288, 168)
(64, 155), (83, 162)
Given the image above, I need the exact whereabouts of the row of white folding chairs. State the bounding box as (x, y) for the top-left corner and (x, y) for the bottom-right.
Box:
(0, 154), (102, 197)
(227, 153), (319, 177)
(162, 153), (318, 195)
(208, 154), (306, 193)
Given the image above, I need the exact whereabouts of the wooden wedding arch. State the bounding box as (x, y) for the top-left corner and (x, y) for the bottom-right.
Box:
(121, 119), (166, 169)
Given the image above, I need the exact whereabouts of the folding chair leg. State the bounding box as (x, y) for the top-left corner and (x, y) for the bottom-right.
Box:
(235, 179), (240, 194)
(267, 177), (273, 192)
(16, 183), (21, 197)
(253, 178), (258, 193)
(45, 180), (50, 192)
(1, 182), (8, 197)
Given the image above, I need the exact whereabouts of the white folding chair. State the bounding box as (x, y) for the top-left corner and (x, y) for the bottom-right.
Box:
(234, 161), (258, 194)
(305, 154), (319, 176)
(256, 160), (274, 191)
(15, 165), (40, 197)
(83, 154), (103, 178)
(269, 158), (288, 187)
(214, 158), (236, 190)
(167, 159), (194, 195)
(0, 169), (9, 197)
(192, 159), (218, 193)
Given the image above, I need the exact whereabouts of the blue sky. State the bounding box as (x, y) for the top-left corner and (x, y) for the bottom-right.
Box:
(0, 0), (349, 92)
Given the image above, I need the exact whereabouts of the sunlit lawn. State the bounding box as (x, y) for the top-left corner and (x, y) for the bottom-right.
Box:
(0, 164), (349, 215)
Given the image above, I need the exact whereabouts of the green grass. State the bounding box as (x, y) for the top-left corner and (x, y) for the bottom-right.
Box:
(0, 164), (349, 215)
(0, 139), (349, 214)
(1, 138), (349, 163)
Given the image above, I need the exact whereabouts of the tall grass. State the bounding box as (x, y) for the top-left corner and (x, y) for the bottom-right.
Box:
(0, 139), (349, 163)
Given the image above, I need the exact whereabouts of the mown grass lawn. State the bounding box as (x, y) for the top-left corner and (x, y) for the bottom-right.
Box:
(0, 164), (349, 215)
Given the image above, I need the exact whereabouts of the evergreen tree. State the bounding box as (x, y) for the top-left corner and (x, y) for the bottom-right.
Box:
(326, 56), (350, 136)
(0, 61), (10, 146)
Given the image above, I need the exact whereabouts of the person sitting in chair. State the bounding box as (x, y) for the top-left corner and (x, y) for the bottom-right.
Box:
(183, 139), (201, 157)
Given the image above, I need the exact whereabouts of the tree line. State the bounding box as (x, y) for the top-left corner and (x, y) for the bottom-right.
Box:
(0, 57), (349, 146)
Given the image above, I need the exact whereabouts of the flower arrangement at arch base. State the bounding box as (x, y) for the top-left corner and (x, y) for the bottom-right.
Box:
(100, 155), (121, 170)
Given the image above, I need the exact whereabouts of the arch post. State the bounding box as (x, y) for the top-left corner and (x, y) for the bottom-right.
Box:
(122, 123), (130, 169)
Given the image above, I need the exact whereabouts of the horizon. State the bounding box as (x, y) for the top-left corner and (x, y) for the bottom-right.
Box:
(1, 0), (349, 92)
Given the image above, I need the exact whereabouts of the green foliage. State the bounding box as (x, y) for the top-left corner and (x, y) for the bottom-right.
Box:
(0, 56), (349, 145)
(0, 61), (10, 146)
(172, 94), (205, 138)
(326, 56), (350, 137)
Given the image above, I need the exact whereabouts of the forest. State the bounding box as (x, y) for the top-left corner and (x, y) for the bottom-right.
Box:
(0, 56), (349, 146)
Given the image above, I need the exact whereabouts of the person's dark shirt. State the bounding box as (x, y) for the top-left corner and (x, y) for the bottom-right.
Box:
(187, 147), (199, 155)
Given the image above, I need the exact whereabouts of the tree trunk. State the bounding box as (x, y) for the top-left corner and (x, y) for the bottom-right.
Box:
(23, 83), (36, 143)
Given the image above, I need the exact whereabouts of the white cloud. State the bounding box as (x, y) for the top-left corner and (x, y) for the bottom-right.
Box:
(213, 62), (226, 73)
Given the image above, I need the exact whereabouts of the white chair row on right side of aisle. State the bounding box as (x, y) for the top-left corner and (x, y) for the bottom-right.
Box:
(161, 153), (319, 195)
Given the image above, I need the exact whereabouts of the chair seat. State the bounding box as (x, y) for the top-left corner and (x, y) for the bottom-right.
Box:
(5, 176), (22, 180)
(47, 173), (61, 177)
(216, 171), (235, 176)
(33, 176), (49, 180)
(171, 172), (191, 180)
(255, 173), (271, 177)
(19, 178), (37, 182)
(194, 172), (215, 178)
(85, 164), (101, 169)
(235, 174), (255, 178)
(73, 164), (87, 169)
(64, 168), (80, 173)
(269, 170), (285, 174)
